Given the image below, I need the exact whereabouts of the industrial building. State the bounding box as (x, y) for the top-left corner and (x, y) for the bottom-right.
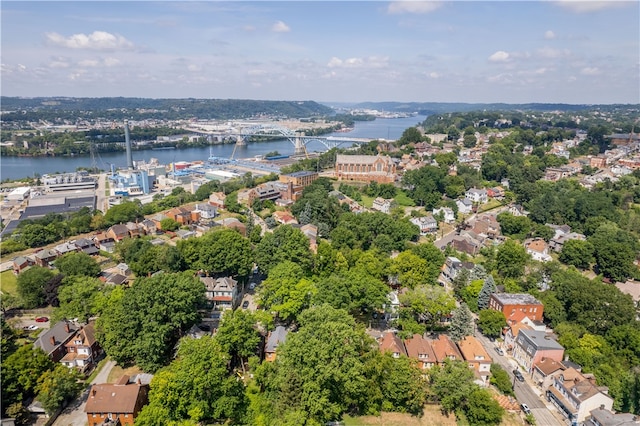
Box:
(43, 173), (96, 192)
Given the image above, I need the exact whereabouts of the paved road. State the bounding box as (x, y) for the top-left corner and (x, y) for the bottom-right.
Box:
(474, 330), (565, 426)
(53, 359), (116, 426)
(95, 173), (108, 214)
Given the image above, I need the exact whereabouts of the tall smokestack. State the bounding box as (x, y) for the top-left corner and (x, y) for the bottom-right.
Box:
(124, 119), (133, 170)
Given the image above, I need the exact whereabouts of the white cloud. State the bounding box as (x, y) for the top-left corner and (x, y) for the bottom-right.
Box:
(553, 1), (625, 13)
(327, 56), (388, 69)
(103, 57), (120, 67)
(271, 21), (290, 33)
(18, 64), (27, 71)
(489, 51), (510, 62)
(78, 59), (99, 67)
(387, 1), (443, 14)
(536, 47), (571, 59)
(49, 60), (70, 69)
(581, 67), (601, 75)
(187, 64), (202, 72)
(248, 69), (267, 76)
(429, 72), (440, 78)
(45, 31), (134, 50)
(544, 30), (556, 39)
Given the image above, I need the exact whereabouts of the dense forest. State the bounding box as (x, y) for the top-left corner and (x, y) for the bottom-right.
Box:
(0, 97), (334, 123)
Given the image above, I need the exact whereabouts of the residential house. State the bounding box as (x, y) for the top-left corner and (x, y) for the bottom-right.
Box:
(547, 368), (614, 424)
(372, 197), (395, 214)
(508, 204), (529, 217)
(513, 329), (565, 373)
(549, 232), (586, 253)
(585, 407), (639, 426)
(106, 224), (130, 242)
(450, 234), (482, 256)
(503, 322), (533, 354)
(125, 222), (142, 238)
(489, 293), (544, 322)
(525, 238), (552, 262)
(194, 203), (217, 220)
(433, 207), (455, 224)
(465, 188), (488, 204)
(441, 256), (474, 283)
(166, 206), (193, 225)
(208, 192), (227, 209)
(61, 322), (101, 372)
(201, 276), (239, 310)
(75, 238), (99, 256)
(410, 215), (438, 236)
(456, 198), (473, 215)
(54, 242), (77, 257)
(139, 219), (158, 235)
(273, 210), (299, 225)
(379, 332), (407, 358)
(294, 223), (318, 253)
(34, 320), (80, 362)
(265, 326), (288, 362)
(487, 187), (505, 199)
(85, 374), (151, 426)
(334, 154), (397, 184)
(471, 214), (501, 240)
(505, 310), (546, 332)
(431, 334), (463, 365)
(404, 334), (437, 370)
(457, 336), (493, 384)
(93, 233), (116, 253)
(12, 256), (32, 274)
(34, 249), (57, 268)
(215, 217), (247, 236)
(532, 358), (567, 390)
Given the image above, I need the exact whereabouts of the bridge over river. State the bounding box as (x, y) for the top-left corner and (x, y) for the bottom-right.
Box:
(183, 122), (386, 156)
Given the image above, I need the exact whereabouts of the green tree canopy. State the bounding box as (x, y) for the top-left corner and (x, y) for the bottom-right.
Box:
(178, 228), (254, 277)
(136, 336), (247, 425)
(478, 309), (507, 338)
(97, 272), (205, 372)
(496, 240), (529, 279)
(54, 276), (109, 323)
(449, 303), (474, 342)
(255, 225), (313, 274)
(53, 252), (101, 277)
(17, 266), (56, 308)
(36, 364), (83, 415)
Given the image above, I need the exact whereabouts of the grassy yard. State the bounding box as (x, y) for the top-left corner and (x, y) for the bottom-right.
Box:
(395, 190), (416, 207)
(0, 270), (18, 296)
(343, 406), (523, 426)
(107, 363), (144, 383)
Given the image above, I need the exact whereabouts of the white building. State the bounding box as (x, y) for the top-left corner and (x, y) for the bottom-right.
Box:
(410, 215), (438, 235)
(465, 188), (488, 204)
(433, 207), (455, 224)
(6, 186), (30, 201)
(372, 197), (395, 214)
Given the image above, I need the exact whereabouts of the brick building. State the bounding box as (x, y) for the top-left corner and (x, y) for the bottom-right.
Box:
(335, 154), (396, 183)
(489, 293), (544, 322)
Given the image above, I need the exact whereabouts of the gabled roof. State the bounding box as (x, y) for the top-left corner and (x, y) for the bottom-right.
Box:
(266, 326), (288, 353)
(379, 332), (407, 356)
(431, 335), (462, 362)
(404, 334), (436, 361)
(534, 357), (566, 376)
(65, 322), (97, 349)
(34, 320), (80, 355)
(457, 336), (491, 363)
(85, 376), (149, 415)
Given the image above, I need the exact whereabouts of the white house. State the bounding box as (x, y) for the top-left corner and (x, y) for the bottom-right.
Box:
(456, 198), (473, 215)
(410, 215), (438, 236)
(465, 188), (488, 204)
(547, 368), (614, 424)
(194, 203), (218, 219)
(372, 197), (395, 214)
(201, 276), (239, 310)
(433, 207), (455, 224)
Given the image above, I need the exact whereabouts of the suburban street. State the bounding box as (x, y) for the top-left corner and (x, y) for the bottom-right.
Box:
(474, 330), (565, 426)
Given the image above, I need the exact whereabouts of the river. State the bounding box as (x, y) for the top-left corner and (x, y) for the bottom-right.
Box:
(0, 115), (426, 181)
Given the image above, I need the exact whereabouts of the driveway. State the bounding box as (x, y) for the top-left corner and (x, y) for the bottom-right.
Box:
(53, 359), (116, 426)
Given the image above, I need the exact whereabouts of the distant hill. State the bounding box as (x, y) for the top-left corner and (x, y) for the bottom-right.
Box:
(336, 101), (635, 115)
(0, 97), (334, 120)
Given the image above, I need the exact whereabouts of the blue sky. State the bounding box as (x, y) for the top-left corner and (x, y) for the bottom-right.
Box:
(1, 1), (638, 104)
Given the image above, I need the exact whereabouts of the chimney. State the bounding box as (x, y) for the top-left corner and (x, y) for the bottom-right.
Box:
(64, 323), (70, 333)
(50, 336), (56, 345)
(92, 389), (96, 398)
(600, 404), (605, 410)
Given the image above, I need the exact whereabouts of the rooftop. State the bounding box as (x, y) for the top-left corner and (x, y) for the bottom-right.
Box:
(491, 293), (542, 306)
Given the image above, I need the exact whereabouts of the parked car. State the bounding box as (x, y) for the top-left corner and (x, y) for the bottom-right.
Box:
(494, 346), (504, 356)
(242, 300), (250, 309)
(521, 403), (531, 414)
(35, 316), (49, 322)
(248, 282), (256, 290)
(26, 325), (38, 331)
(513, 369), (525, 382)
